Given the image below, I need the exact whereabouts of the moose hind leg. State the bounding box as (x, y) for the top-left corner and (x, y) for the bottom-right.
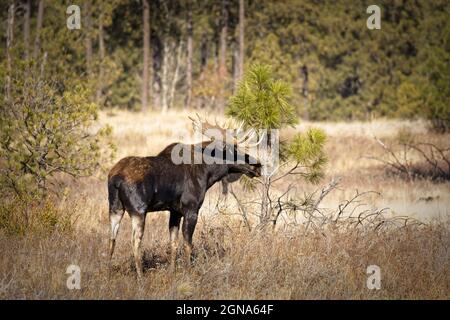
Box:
(182, 211), (198, 266)
(108, 180), (124, 264)
(131, 213), (146, 278)
(169, 211), (182, 271)
(109, 209), (124, 263)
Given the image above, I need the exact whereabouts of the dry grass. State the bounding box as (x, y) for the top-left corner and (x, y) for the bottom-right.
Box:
(1, 109), (449, 299)
(1, 215), (448, 299)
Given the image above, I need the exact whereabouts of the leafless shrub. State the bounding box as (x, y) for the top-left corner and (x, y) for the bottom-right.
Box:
(222, 177), (424, 236)
(367, 133), (450, 181)
(282, 179), (424, 234)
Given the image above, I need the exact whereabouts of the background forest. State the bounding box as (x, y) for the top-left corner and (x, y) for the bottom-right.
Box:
(1, 0), (449, 126)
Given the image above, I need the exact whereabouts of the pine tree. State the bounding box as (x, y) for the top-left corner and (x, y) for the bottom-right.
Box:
(227, 63), (297, 129)
(226, 63), (327, 226)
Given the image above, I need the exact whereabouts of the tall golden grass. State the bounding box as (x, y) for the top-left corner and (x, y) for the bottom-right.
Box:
(0, 110), (449, 299)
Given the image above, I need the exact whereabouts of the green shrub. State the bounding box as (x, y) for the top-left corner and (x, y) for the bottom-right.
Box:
(0, 194), (73, 236)
(0, 74), (114, 196)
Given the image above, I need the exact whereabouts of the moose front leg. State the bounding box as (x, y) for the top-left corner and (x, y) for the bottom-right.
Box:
(182, 210), (198, 266)
(168, 210), (182, 271)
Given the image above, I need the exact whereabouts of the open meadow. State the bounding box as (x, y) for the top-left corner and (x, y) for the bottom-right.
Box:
(0, 110), (448, 299)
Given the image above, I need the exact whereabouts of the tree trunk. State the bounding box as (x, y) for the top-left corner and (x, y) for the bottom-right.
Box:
(169, 41), (183, 109)
(301, 65), (309, 119)
(260, 176), (271, 225)
(218, 0), (228, 79)
(141, 0), (150, 111)
(161, 40), (170, 113)
(185, 2), (193, 109)
(232, 43), (239, 90)
(258, 134), (276, 228)
(84, 1), (93, 73)
(6, 2), (15, 102)
(151, 34), (162, 108)
(238, 0), (244, 79)
(96, 21), (105, 104)
(200, 33), (208, 75)
(40, 51), (47, 78)
(260, 144), (271, 226)
(301, 65), (308, 97)
(33, 0), (44, 59)
(217, 0), (229, 110)
(23, 0), (30, 60)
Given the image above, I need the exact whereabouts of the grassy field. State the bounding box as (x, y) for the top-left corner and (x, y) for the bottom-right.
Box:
(0, 110), (449, 299)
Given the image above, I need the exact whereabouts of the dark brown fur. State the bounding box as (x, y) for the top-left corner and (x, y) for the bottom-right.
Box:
(108, 156), (153, 184)
(107, 140), (261, 277)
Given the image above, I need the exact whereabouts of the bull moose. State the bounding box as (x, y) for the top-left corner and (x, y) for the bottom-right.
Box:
(107, 116), (262, 277)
